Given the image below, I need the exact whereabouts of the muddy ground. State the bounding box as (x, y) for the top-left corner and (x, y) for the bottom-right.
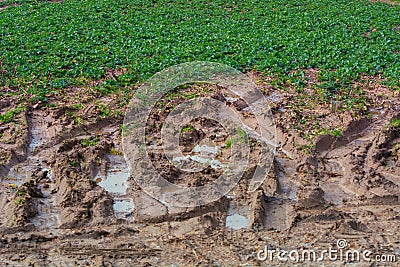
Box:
(0, 71), (399, 266)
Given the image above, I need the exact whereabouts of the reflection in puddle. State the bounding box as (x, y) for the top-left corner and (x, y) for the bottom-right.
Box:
(225, 202), (250, 230)
(226, 214), (249, 230)
(4, 116), (49, 187)
(224, 96), (239, 103)
(172, 144), (227, 170)
(113, 198), (134, 219)
(6, 164), (32, 187)
(5, 115), (61, 229)
(29, 118), (48, 152)
(192, 144), (220, 154)
(97, 154), (130, 194)
(96, 153), (134, 219)
(31, 170), (61, 229)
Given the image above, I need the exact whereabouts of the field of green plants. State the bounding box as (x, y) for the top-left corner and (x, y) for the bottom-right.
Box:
(1, 0), (399, 101)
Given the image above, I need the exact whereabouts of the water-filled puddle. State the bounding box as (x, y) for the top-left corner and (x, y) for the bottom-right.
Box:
(96, 153), (134, 219)
(113, 198), (134, 219)
(1, 114), (61, 229)
(97, 154), (130, 194)
(29, 116), (49, 152)
(172, 144), (227, 170)
(225, 202), (250, 230)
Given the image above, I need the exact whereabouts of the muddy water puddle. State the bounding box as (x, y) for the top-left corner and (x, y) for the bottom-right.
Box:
(96, 153), (134, 219)
(31, 171), (61, 229)
(28, 116), (51, 152)
(97, 154), (130, 194)
(113, 198), (134, 219)
(172, 144), (227, 170)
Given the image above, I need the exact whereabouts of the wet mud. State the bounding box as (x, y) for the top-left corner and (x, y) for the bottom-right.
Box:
(0, 78), (399, 265)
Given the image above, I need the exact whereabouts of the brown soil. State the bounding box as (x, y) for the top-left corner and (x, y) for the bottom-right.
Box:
(371, 0), (400, 5)
(0, 73), (399, 266)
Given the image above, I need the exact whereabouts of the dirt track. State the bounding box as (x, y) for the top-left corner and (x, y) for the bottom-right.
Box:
(0, 73), (399, 266)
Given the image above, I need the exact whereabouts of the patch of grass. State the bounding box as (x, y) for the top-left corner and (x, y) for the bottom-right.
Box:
(0, 0), (48, 8)
(392, 143), (400, 156)
(225, 138), (232, 149)
(15, 190), (25, 197)
(232, 127), (248, 144)
(388, 118), (400, 129)
(0, 106), (25, 124)
(301, 143), (314, 155)
(97, 104), (111, 118)
(72, 103), (84, 110)
(73, 115), (83, 125)
(181, 124), (196, 133)
(15, 197), (24, 206)
(331, 129), (342, 137)
(109, 147), (123, 155)
(318, 128), (342, 137)
(69, 160), (78, 167)
(81, 136), (99, 147)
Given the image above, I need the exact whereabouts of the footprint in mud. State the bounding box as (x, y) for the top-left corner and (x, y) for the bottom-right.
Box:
(312, 116), (400, 205)
(262, 156), (298, 230)
(96, 152), (134, 220)
(318, 160), (354, 205)
(223, 155), (300, 231)
(264, 198), (296, 231)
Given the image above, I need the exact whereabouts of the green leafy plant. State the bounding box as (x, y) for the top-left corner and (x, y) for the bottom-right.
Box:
(69, 160), (79, 167)
(181, 124), (196, 133)
(388, 118), (400, 129)
(81, 136), (99, 147)
(0, 0), (398, 104)
(0, 106), (25, 123)
(225, 138), (232, 148)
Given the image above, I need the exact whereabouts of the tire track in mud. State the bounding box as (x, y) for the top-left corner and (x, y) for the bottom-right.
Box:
(30, 171), (61, 229)
(27, 113), (61, 229)
(0, 111), (61, 229)
(0, 106), (137, 229)
(262, 155), (298, 231)
(310, 113), (400, 205)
